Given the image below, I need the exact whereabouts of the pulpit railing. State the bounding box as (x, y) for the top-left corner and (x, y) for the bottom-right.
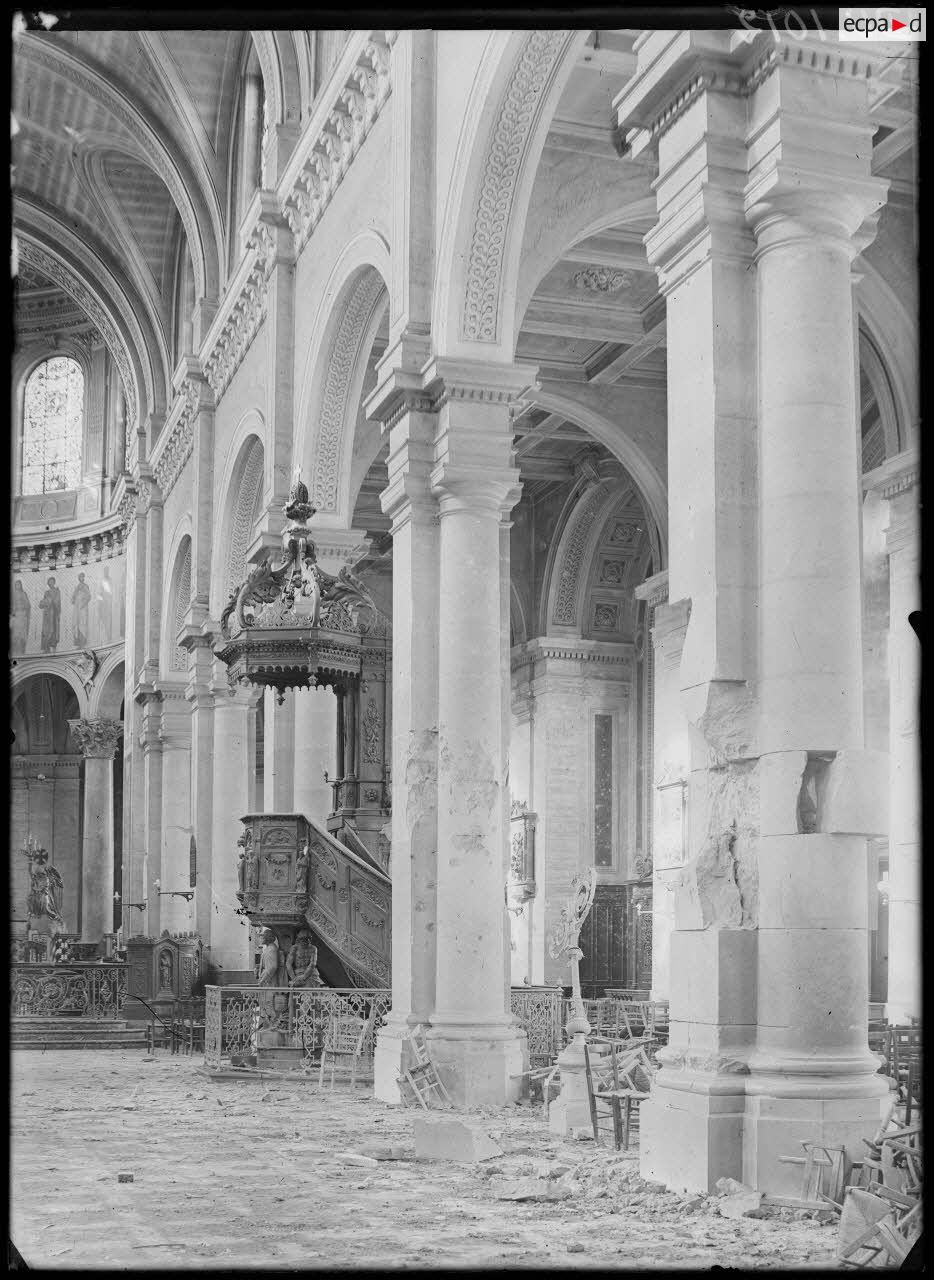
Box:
(204, 984), (576, 1071)
(10, 963), (127, 1018)
(203, 985), (392, 1069)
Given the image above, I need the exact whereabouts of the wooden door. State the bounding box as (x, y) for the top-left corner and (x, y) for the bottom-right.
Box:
(579, 882), (653, 998)
(579, 885), (626, 998)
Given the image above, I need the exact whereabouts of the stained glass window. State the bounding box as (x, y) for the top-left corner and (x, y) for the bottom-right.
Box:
(21, 356), (84, 495)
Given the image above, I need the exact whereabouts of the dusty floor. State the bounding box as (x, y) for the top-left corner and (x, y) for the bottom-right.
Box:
(10, 1050), (842, 1270)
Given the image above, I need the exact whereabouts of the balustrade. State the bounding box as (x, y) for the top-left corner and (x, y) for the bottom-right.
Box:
(10, 962), (127, 1018)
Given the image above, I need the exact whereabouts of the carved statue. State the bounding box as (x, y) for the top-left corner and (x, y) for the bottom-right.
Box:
(159, 950), (173, 990)
(286, 928), (323, 989)
(241, 835), (259, 892)
(295, 841), (310, 892)
(39, 576), (61, 653)
(24, 843), (65, 928)
(257, 928), (284, 986)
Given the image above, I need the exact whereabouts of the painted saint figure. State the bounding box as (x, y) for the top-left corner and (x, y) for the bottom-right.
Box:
(72, 571), (91, 647)
(39, 576), (61, 652)
(11, 579), (30, 654)
(95, 565), (113, 644)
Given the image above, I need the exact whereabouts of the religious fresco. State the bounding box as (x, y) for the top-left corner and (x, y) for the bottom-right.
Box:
(9, 555), (126, 657)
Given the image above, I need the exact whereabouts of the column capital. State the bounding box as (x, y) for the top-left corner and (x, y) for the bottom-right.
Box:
(431, 467), (522, 517)
(68, 717), (124, 759)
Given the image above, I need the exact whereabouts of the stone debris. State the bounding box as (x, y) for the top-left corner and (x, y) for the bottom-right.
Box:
(11, 1052), (841, 1272)
(490, 1176), (578, 1202)
(718, 1192), (764, 1220)
(116, 1173), (134, 1183)
(413, 1115), (503, 1163)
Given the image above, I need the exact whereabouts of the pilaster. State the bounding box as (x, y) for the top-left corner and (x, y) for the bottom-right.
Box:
(68, 717), (123, 944)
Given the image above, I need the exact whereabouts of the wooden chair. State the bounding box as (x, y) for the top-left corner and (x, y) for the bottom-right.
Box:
(319, 1010), (371, 1089)
(584, 1039), (652, 1150)
(397, 1024), (452, 1109)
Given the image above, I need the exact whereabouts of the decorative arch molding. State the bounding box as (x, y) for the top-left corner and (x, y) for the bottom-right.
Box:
(10, 660), (90, 718)
(859, 326), (902, 461)
(543, 477), (625, 636)
(856, 258), (918, 449)
(212, 428), (265, 615)
(18, 33), (220, 300)
(295, 233), (390, 521)
(531, 386), (668, 570)
(251, 32), (303, 127)
(433, 29), (587, 357)
(162, 523), (193, 675)
(89, 652), (126, 720)
(15, 226), (151, 439)
(510, 582), (528, 647)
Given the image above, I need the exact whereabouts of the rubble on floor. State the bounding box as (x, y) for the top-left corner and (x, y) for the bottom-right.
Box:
(11, 1051), (842, 1271)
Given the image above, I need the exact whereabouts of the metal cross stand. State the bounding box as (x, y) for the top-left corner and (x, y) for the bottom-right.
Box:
(549, 867), (597, 1049)
(547, 868), (599, 1135)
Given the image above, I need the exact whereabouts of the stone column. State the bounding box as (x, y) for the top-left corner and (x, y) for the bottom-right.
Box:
(424, 359), (531, 1107)
(741, 51), (891, 1190)
(69, 718), (123, 943)
(366, 378), (441, 1101)
(617, 39), (760, 1191)
(158, 690), (193, 934)
(210, 680), (255, 977)
(263, 687), (295, 812)
(138, 693), (164, 939)
(872, 453), (920, 1022)
(293, 686), (335, 825)
(635, 571), (690, 1003)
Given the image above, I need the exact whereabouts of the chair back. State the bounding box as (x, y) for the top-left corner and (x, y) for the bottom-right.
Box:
(324, 1012), (367, 1056)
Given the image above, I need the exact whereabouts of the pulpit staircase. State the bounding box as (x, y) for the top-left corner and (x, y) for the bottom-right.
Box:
(237, 812), (392, 988)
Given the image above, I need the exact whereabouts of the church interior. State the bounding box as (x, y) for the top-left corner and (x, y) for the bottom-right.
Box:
(10, 18), (920, 1270)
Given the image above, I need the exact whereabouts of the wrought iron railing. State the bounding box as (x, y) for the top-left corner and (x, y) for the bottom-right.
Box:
(10, 963), (127, 1018)
(203, 986), (392, 1069)
(202, 984), (668, 1072)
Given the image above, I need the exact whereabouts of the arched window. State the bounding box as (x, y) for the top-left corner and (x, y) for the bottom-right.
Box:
(21, 356), (84, 495)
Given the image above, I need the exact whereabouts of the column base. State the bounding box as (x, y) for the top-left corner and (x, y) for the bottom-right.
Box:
(743, 1075), (890, 1195)
(639, 1073), (747, 1193)
(548, 1037), (606, 1136)
(426, 1022), (527, 1108)
(374, 1015), (423, 1105)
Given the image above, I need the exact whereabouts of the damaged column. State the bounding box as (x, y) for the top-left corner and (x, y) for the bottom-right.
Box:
(743, 45), (890, 1189)
(366, 360), (441, 1101)
(634, 571), (690, 1003)
(616, 32), (761, 1193)
(424, 358), (531, 1107)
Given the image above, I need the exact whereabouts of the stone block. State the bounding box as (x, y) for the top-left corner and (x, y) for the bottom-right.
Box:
(822, 749), (888, 835)
(669, 930), (756, 1026)
(639, 1081), (745, 1193)
(755, 928), (869, 1055)
(719, 1192), (763, 1219)
(412, 1115), (503, 1163)
(757, 834), (866, 930)
(758, 751), (808, 835)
